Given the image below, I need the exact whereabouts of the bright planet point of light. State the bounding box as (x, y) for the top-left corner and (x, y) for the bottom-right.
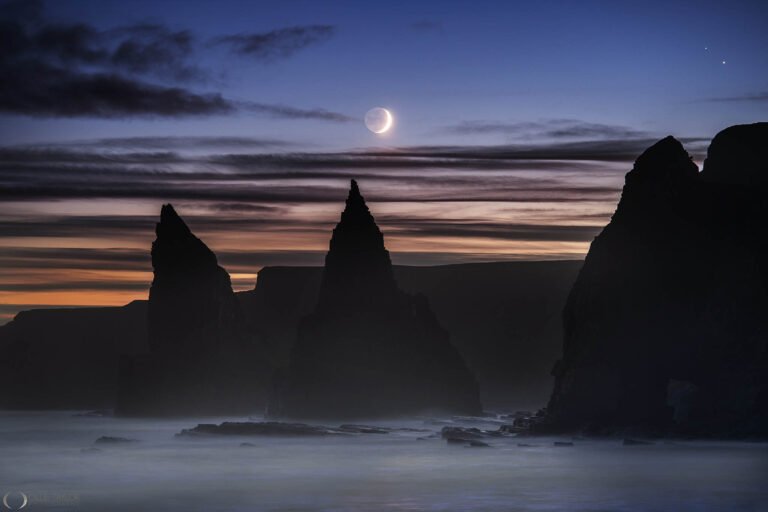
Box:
(364, 107), (393, 134)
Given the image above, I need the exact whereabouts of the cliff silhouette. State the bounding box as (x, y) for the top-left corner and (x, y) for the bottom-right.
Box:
(0, 259), (577, 412)
(5, 123), (766, 431)
(0, 302), (147, 409)
(116, 205), (270, 416)
(246, 261), (579, 410)
(269, 180), (482, 419)
(544, 123), (768, 437)
(147, 204), (243, 355)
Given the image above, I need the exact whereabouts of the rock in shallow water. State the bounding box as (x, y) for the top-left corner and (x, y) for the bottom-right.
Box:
(623, 438), (654, 446)
(338, 424), (390, 434)
(94, 436), (138, 444)
(176, 421), (344, 437)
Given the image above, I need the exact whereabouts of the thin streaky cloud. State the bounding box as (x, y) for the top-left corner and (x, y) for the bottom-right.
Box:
(441, 119), (650, 140)
(241, 102), (355, 122)
(703, 92), (768, 102)
(214, 25), (335, 59)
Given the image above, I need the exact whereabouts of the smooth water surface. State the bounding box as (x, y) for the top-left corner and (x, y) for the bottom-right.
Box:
(0, 411), (766, 511)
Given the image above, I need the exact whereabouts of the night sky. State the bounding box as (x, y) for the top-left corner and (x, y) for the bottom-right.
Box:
(1, 0), (767, 322)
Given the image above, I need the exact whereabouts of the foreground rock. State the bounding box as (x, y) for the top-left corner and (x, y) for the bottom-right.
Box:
(178, 421), (432, 438)
(116, 205), (270, 416)
(543, 123), (768, 438)
(177, 421), (346, 437)
(269, 181), (481, 419)
(440, 425), (516, 444)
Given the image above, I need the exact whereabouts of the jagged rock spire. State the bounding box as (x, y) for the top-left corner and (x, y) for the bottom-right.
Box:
(156, 204), (192, 240)
(318, 180), (398, 310)
(152, 204), (218, 275)
(271, 180), (482, 419)
(328, 180), (389, 260)
(118, 203), (268, 416)
(148, 204), (236, 353)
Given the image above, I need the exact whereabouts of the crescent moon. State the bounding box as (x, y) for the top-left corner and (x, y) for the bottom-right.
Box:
(364, 107), (394, 134)
(376, 109), (393, 134)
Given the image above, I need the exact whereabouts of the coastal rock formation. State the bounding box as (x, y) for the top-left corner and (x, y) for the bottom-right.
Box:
(0, 260), (578, 411)
(544, 123), (768, 437)
(117, 205), (269, 416)
(146, 204), (244, 356)
(269, 180), (482, 419)
(245, 261), (579, 410)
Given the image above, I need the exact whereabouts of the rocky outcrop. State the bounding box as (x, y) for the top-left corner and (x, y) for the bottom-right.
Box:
(177, 421), (347, 437)
(177, 421), (430, 437)
(544, 124), (768, 437)
(269, 180), (482, 419)
(116, 205), (270, 416)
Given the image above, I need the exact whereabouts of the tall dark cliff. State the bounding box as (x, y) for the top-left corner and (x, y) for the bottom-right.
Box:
(545, 123), (768, 437)
(270, 180), (482, 419)
(117, 204), (269, 416)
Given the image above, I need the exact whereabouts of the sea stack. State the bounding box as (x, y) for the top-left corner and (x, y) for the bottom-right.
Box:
(270, 180), (481, 419)
(543, 124), (768, 437)
(117, 205), (269, 416)
(147, 204), (243, 355)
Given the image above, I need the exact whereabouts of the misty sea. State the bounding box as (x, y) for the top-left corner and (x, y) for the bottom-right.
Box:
(0, 411), (766, 511)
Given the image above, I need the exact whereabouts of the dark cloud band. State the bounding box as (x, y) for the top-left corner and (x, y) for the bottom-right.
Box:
(0, 2), (344, 119)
